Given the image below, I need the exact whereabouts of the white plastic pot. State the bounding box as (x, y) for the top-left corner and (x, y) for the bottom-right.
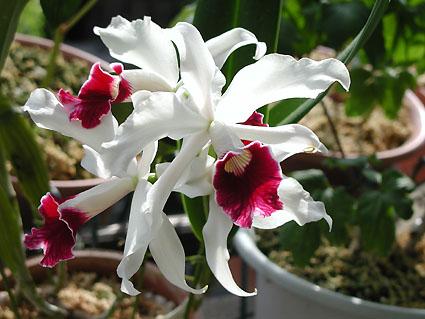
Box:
(233, 229), (425, 319)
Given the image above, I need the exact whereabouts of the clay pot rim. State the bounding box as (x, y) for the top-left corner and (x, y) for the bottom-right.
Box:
(327, 89), (425, 164)
(14, 33), (111, 71)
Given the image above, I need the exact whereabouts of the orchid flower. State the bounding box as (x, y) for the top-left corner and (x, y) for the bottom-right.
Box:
(23, 62), (131, 151)
(24, 142), (204, 296)
(157, 125), (332, 296)
(96, 22), (350, 295)
(93, 15), (266, 93)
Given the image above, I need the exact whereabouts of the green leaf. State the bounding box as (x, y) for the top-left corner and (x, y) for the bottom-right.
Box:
(279, 221), (323, 267)
(193, 0), (238, 41)
(357, 191), (395, 256)
(289, 169), (328, 194)
(0, 0), (30, 73)
(380, 168), (415, 194)
(0, 94), (49, 213)
(344, 68), (376, 117)
(321, 1), (369, 50)
(226, 0), (281, 77)
(181, 195), (207, 242)
(275, 0), (389, 126)
(40, 0), (83, 30)
(393, 197), (413, 220)
(363, 21), (386, 66)
(269, 98), (307, 127)
(379, 169), (414, 220)
(322, 187), (355, 246)
(111, 102), (133, 125)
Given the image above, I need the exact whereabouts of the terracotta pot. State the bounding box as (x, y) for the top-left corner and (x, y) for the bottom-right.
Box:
(1, 249), (199, 318)
(281, 90), (425, 179)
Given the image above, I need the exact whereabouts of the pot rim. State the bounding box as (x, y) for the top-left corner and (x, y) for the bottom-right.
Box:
(14, 33), (111, 71)
(233, 229), (425, 318)
(327, 90), (425, 164)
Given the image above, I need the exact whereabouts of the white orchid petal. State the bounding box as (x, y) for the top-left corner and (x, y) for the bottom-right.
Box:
(216, 55), (350, 123)
(121, 69), (174, 93)
(81, 145), (138, 179)
(94, 16), (178, 86)
(253, 176), (332, 229)
(228, 123), (327, 161)
(23, 89), (117, 150)
(150, 213), (207, 294)
(207, 27), (267, 69)
(172, 22), (221, 119)
(117, 180), (161, 296)
(210, 121), (245, 157)
(157, 153), (215, 198)
(100, 90), (208, 177)
(138, 142), (158, 179)
(203, 197), (257, 296)
(147, 133), (210, 216)
(59, 177), (135, 218)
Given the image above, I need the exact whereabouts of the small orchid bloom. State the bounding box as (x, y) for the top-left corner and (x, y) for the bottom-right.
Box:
(23, 62), (132, 150)
(93, 16), (266, 93)
(24, 143), (205, 296)
(58, 62), (131, 129)
(24, 178), (135, 267)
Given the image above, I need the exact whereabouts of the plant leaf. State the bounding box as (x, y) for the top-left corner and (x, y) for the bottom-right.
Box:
(181, 195), (207, 242)
(357, 191), (395, 256)
(322, 187), (355, 246)
(0, 0), (29, 73)
(0, 94), (49, 216)
(274, 0), (389, 126)
(40, 0), (83, 30)
(279, 221), (323, 267)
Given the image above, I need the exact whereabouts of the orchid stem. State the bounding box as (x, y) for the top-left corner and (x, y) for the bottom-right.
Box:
(41, 0), (99, 88)
(54, 261), (67, 294)
(320, 101), (345, 158)
(0, 257), (21, 319)
(131, 259), (146, 319)
(184, 246), (206, 319)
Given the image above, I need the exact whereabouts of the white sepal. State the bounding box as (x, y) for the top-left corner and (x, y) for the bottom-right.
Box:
(253, 176), (332, 229)
(23, 89), (117, 151)
(216, 55), (351, 124)
(150, 213), (207, 294)
(206, 27), (266, 69)
(203, 197), (257, 297)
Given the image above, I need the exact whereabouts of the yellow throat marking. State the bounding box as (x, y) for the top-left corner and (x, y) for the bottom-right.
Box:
(224, 149), (252, 176)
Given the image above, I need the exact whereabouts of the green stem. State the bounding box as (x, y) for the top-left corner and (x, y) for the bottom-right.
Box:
(41, 27), (64, 88)
(131, 261), (146, 319)
(320, 101), (345, 158)
(103, 292), (124, 319)
(54, 261), (67, 294)
(277, 0), (390, 125)
(183, 246), (206, 319)
(64, 0), (99, 31)
(0, 257), (21, 319)
(41, 0), (99, 88)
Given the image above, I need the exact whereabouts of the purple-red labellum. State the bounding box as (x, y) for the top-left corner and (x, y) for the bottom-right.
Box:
(213, 142), (283, 228)
(58, 62), (131, 129)
(24, 193), (89, 267)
